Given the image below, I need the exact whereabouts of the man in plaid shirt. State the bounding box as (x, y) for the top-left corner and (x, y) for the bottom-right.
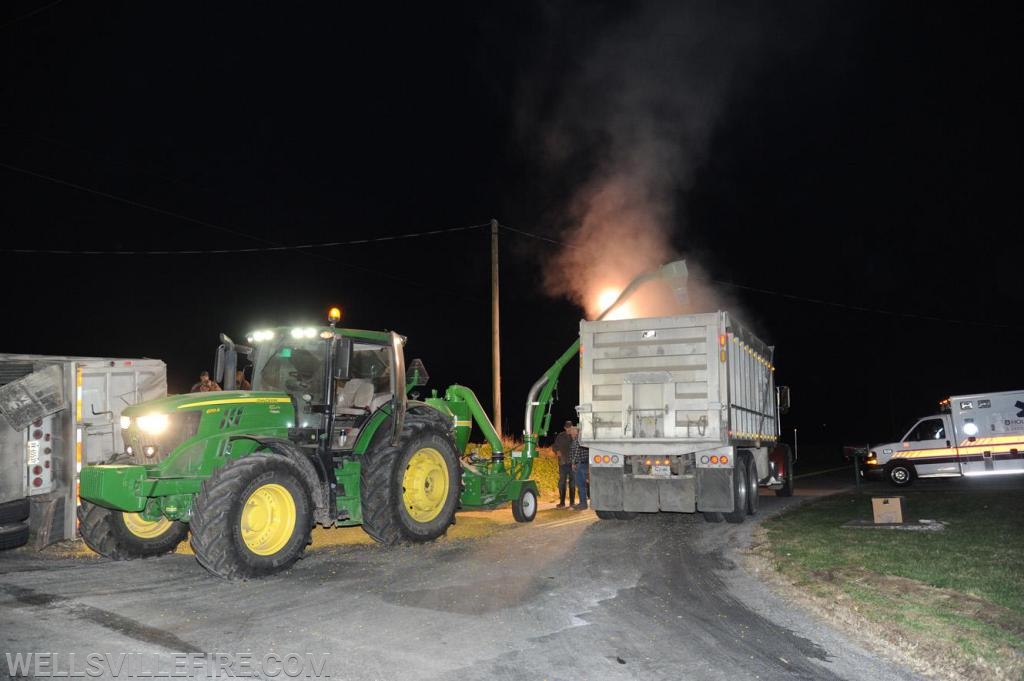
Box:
(569, 424), (590, 510)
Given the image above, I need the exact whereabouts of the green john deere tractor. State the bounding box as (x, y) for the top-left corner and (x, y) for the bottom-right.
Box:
(77, 309), (541, 579)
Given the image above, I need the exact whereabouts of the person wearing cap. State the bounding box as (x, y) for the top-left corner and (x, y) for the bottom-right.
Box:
(551, 420), (576, 508)
(570, 424), (590, 510)
(190, 370), (222, 393)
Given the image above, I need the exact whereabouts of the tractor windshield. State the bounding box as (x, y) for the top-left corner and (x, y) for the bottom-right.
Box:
(251, 335), (328, 402)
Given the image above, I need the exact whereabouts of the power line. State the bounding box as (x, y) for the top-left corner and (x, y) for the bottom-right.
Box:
(0, 160), (261, 244)
(0, 0), (64, 31)
(0, 160), (489, 254)
(498, 222), (1016, 329)
(0, 159), (490, 303)
(3, 223), (490, 255)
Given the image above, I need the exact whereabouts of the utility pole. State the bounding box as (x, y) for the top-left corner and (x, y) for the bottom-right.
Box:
(491, 218), (502, 438)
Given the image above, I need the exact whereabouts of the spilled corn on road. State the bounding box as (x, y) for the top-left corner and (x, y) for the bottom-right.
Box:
(0, 471), (926, 681)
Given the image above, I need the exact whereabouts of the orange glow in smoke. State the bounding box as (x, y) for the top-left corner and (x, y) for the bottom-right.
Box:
(594, 286), (634, 320)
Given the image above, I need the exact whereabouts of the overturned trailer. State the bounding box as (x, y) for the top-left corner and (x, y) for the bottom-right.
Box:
(0, 354), (166, 549)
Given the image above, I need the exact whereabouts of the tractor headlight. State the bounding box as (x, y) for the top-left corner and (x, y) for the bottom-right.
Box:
(119, 415), (132, 430)
(136, 413), (170, 435)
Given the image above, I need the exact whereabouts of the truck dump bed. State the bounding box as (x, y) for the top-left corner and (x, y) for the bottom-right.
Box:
(578, 311), (778, 455)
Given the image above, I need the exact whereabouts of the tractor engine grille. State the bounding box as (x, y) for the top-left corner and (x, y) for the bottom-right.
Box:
(122, 412), (201, 464)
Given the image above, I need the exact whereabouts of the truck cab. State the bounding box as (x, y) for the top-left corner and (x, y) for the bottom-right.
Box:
(863, 390), (1024, 486)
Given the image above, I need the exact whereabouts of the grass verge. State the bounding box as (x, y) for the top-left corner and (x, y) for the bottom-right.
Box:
(749, 489), (1024, 681)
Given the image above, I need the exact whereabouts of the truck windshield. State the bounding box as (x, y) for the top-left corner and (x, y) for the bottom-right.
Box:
(251, 336), (327, 402)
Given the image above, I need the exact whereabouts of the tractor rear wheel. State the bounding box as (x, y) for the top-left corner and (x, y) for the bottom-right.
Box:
(361, 411), (460, 545)
(190, 453), (312, 579)
(78, 501), (188, 560)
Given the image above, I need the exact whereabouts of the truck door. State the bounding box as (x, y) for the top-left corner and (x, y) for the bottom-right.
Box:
(898, 415), (959, 478)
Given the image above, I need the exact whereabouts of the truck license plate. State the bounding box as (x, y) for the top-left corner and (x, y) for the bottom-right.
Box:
(652, 464), (670, 477)
(27, 440), (39, 465)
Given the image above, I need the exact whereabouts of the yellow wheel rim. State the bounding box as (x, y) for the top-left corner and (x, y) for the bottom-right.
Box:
(240, 483), (297, 556)
(402, 447), (449, 523)
(122, 512), (173, 539)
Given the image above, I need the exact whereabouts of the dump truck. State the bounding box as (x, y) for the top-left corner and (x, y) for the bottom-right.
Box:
(572, 311), (793, 522)
(0, 355), (166, 550)
(77, 309), (538, 579)
(861, 389), (1024, 486)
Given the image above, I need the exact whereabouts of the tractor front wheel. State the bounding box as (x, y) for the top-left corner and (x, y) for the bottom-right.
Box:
(78, 501), (188, 560)
(190, 453), (312, 579)
(361, 411), (460, 545)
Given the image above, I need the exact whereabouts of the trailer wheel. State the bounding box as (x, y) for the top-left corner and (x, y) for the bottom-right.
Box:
(745, 454), (760, 515)
(190, 453), (312, 579)
(361, 410), (460, 545)
(724, 461), (748, 524)
(886, 462), (914, 487)
(702, 512), (724, 523)
(78, 501), (188, 560)
(0, 522), (30, 550)
(774, 444), (795, 497)
(511, 487), (538, 523)
(0, 498), (30, 524)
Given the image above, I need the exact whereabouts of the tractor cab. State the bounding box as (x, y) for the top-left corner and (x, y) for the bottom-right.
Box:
(215, 311), (424, 453)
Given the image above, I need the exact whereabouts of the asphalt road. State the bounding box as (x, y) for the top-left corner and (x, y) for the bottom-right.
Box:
(0, 466), (930, 681)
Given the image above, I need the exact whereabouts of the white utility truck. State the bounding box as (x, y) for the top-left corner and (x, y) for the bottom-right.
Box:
(577, 311), (793, 523)
(0, 354), (166, 550)
(862, 389), (1024, 486)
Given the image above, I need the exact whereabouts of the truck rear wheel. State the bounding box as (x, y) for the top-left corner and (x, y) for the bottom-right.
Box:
(887, 462), (914, 487)
(724, 461), (748, 524)
(744, 454), (759, 515)
(0, 522), (30, 550)
(0, 498), (30, 524)
(190, 453), (313, 579)
(361, 411), (460, 545)
(78, 501), (188, 560)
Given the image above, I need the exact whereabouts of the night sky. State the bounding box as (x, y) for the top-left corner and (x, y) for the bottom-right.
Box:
(2, 2), (1020, 454)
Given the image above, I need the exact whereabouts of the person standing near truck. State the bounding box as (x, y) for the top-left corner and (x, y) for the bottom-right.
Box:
(570, 424), (590, 510)
(552, 420), (576, 508)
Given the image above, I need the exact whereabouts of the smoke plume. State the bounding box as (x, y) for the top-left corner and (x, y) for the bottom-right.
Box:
(527, 1), (758, 319)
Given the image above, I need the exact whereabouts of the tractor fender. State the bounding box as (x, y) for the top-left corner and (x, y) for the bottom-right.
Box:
(229, 436), (332, 527)
(362, 403), (455, 450)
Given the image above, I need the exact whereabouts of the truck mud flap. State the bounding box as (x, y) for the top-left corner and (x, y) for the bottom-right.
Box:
(28, 494), (67, 549)
(591, 468), (624, 510)
(697, 468), (733, 512)
(592, 469), (696, 513)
